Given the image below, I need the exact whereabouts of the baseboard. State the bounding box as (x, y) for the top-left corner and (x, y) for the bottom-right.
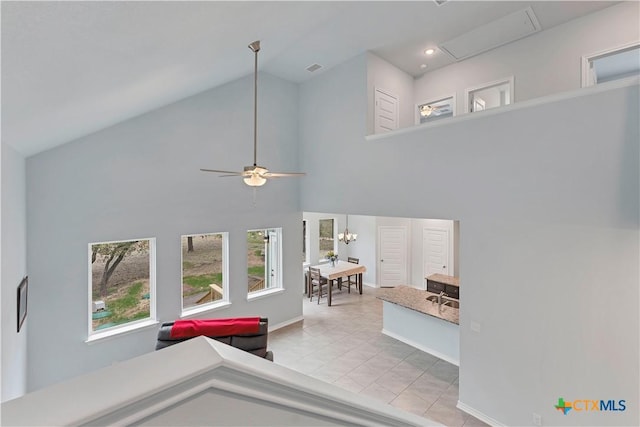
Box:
(363, 282), (378, 288)
(268, 316), (303, 332)
(457, 400), (506, 427)
(381, 328), (459, 366)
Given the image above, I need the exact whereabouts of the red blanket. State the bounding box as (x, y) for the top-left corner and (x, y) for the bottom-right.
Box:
(170, 317), (261, 339)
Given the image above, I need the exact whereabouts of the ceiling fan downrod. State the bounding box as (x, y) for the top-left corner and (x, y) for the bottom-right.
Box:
(249, 40), (260, 168)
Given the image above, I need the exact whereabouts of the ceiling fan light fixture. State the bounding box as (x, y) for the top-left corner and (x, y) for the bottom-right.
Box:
(200, 40), (305, 187)
(243, 174), (267, 187)
(243, 165), (268, 186)
(420, 105), (434, 117)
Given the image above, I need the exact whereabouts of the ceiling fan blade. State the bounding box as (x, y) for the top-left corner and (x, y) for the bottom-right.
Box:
(200, 168), (244, 175)
(263, 172), (307, 178)
(199, 42), (305, 187)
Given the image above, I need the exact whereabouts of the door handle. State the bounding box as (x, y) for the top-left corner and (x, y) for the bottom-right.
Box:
(380, 259), (384, 262)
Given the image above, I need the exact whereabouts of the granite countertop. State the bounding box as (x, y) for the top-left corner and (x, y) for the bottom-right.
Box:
(377, 285), (459, 325)
(425, 274), (460, 287)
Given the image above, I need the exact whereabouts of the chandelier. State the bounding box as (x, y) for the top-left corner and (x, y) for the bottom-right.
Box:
(338, 215), (357, 244)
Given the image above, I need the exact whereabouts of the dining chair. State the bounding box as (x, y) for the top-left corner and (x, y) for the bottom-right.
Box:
(309, 267), (328, 304)
(344, 257), (359, 293)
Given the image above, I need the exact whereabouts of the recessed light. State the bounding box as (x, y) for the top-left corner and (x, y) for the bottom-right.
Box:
(420, 64), (427, 69)
(425, 48), (435, 55)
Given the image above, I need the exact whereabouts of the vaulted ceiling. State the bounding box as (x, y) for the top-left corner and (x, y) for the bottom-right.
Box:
(1, 1), (614, 156)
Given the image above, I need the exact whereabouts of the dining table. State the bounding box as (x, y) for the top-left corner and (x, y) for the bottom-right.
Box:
(308, 260), (366, 306)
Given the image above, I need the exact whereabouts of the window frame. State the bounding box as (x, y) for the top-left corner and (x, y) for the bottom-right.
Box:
(464, 76), (514, 114)
(180, 232), (230, 317)
(303, 220), (310, 265)
(247, 227), (284, 300)
(581, 42), (640, 88)
(86, 237), (157, 342)
(415, 93), (456, 125)
(318, 218), (337, 262)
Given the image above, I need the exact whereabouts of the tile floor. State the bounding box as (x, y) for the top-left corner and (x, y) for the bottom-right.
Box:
(269, 287), (487, 427)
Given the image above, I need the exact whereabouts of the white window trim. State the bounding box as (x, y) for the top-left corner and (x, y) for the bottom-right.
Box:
(247, 287), (285, 302)
(85, 318), (159, 344)
(180, 232), (229, 316)
(181, 301), (232, 318)
(303, 220), (310, 265)
(581, 41), (640, 88)
(415, 93), (457, 125)
(87, 237), (156, 341)
(464, 76), (515, 114)
(247, 228), (284, 295)
(318, 218), (337, 262)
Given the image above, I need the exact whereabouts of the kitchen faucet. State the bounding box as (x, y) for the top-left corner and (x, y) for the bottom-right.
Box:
(437, 291), (448, 305)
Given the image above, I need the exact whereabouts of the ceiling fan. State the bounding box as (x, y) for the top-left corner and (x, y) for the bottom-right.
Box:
(201, 40), (305, 186)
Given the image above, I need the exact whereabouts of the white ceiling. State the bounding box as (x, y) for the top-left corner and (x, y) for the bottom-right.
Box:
(1, 1), (615, 156)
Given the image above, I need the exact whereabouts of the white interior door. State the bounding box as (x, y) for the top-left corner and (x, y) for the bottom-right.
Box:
(374, 88), (399, 134)
(423, 228), (450, 281)
(378, 226), (407, 287)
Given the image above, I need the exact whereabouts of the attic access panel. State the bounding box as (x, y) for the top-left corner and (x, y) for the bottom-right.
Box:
(439, 7), (541, 61)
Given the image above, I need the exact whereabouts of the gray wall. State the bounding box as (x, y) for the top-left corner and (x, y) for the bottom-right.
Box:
(25, 73), (304, 391)
(299, 49), (639, 426)
(414, 2), (640, 112)
(1, 144), (28, 401)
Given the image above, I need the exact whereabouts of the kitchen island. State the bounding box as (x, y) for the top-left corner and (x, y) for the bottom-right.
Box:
(378, 286), (459, 365)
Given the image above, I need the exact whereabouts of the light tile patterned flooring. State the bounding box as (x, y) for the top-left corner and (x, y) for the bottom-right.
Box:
(269, 287), (487, 427)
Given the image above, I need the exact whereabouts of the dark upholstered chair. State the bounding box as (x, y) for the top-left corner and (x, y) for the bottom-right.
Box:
(155, 317), (273, 361)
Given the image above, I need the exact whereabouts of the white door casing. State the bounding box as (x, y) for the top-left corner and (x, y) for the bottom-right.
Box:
(374, 88), (399, 134)
(378, 226), (408, 287)
(423, 228), (450, 283)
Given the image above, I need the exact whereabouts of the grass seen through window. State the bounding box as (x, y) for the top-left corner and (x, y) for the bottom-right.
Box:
(90, 239), (152, 332)
(182, 233), (226, 311)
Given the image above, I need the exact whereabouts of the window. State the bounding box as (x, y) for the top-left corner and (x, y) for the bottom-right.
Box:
(303, 220), (309, 264)
(416, 94), (456, 125)
(181, 233), (228, 314)
(582, 43), (640, 87)
(89, 238), (155, 336)
(319, 218), (335, 260)
(465, 77), (514, 113)
(247, 228), (283, 294)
